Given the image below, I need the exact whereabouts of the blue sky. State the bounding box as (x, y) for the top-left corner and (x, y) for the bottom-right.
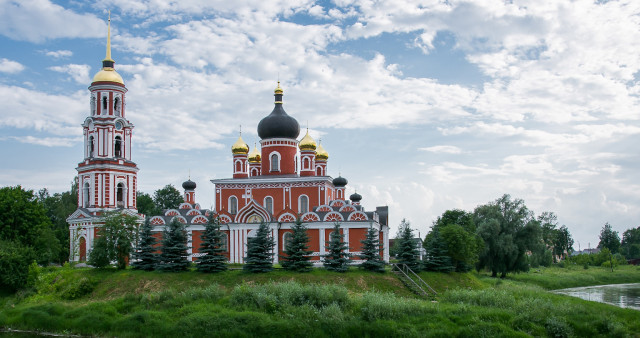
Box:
(1, 0), (639, 249)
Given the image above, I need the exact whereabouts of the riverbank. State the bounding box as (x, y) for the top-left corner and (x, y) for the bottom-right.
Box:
(506, 264), (640, 290)
(1, 265), (639, 337)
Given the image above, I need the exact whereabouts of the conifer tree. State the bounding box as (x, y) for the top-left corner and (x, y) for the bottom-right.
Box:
(359, 225), (385, 272)
(131, 217), (157, 271)
(281, 218), (313, 272)
(423, 229), (454, 272)
(158, 218), (190, 272)
(323, 223), (351, 272)
(197, 216), (228, 273)
(244, 222), (275, 273)
(395, 219), (421, 272)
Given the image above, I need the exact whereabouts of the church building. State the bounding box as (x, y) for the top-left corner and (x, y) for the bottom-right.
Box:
(68, 18), (390, 264)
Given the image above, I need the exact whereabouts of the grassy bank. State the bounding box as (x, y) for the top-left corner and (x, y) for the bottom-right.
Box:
(1, 265), (639, 337)
(506, 265), (640, 290)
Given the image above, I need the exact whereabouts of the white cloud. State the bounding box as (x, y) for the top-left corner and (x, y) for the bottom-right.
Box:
(419, 145), (462, 154)
(0, 0), (104, 42)
(10, 135), (76, 147)
(0, 85), (85, 137)
(45, 50), (73, 58)
(49, 64), (91, 84)
(0, 58), (25, 73)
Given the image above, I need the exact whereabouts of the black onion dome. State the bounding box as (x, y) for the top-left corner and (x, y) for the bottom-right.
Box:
(333, 176), (348, 187)
(350, 192), (362, 202)
(182, 179), (196, 190)
(257, 83), (300, 139)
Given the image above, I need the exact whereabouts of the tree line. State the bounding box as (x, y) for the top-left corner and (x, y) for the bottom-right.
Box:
(90, 214), (385, 274)
(392, 194), (640, 278)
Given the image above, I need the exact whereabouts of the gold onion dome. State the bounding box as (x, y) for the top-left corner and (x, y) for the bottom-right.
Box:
(231, 135), (249, 154)
(248, 143), (261, 163)
(299, 129), (317, 151)
(315, 142), (329, 160)
(92, 12), (124, 85)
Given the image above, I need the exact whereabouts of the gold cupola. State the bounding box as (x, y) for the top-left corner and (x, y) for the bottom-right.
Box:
(248, 143), (261, 163)
(299, 129), (317, 151)
(92, 11), (124, 85)
(231, 134), (249, 154)
(315, 141), (329, 160)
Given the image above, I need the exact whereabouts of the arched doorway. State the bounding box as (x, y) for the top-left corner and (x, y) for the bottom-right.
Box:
(116, 183), (125, 208)
(79, 237), (86, 261)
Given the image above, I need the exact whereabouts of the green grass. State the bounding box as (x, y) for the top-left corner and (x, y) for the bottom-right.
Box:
(506, 264), (640, 290)
(1, 265), (639, 337)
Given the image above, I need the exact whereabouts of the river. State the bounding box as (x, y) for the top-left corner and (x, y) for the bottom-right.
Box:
(553, 283), (640, 310)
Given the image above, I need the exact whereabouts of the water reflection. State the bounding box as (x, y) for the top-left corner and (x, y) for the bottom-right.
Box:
(553, 283), (640, 310)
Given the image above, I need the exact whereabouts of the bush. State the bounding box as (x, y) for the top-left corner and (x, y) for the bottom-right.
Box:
(545, 317), (573, 338)
(0, 240), (36, 291)
(358, 291), (433, 321)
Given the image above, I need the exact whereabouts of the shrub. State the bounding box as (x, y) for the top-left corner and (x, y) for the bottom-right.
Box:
(358, 291), (433, 321)
(0, 240), (36, 291)
(545, 317), (573, 338)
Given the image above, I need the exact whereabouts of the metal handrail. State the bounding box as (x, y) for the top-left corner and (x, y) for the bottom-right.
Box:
(391, 263), (437, 296)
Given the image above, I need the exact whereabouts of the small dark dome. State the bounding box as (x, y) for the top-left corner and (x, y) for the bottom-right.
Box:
(333, 176), (348, 187)
(350, 192), (362, 202)
(182, 179), (196, 190)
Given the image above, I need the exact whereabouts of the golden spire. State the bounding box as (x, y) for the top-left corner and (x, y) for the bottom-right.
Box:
(104, 11), (114, 62)
(315, 139), (329, 160)
(248, 142), (261, 163)
(92, 11), (123, 84)
(299, 128), (317, 151)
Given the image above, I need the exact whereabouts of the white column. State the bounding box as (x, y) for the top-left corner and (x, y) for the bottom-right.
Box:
(344, 227), (350, 252)
(383, 226), (389, 262)
(319, 227), (326, 256)
(272, 226), (279, 264)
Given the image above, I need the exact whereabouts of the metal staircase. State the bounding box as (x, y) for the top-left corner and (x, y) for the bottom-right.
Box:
(391, 263), (437, 298)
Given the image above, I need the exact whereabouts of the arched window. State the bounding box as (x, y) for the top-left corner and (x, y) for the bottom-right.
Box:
(88, 136), (94, 157)
(316, 166), (323, 176)
(270, 153), (280, 172)
(283, 232), (293, 251)
(229, 196), (238, 215)
(221, 233), (228, 251)
(264, 196), (273, 215)
(102, 96), (107, 110)
(299, 195), (309, 214)
(235, 160), (242, 173)
(83, 182), (90, 207)
(116, 182), (125, 208)
(115, 136), (122, 158)
(303, 157), (310, 169)
(114, 96), (120, 116)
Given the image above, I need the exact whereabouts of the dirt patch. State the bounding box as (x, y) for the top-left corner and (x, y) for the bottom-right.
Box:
(135, 279), (164, 294)
(356, 276), (368, 290)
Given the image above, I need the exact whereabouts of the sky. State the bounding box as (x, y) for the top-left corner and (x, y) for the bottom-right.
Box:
(1, 0), (639, 250)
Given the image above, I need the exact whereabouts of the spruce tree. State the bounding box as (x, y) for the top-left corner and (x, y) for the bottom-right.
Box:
(197, 216), (228, 273)
(281, 218), (313, 272)
(158, 218), (190, 272)
(396, 219), (421, 272)
(244, 222), (275, 273)
(131, 217), (157, 271)
(359, 225), (385, 272)
(423, 229), (454, 272)
(323, 223), (351, 272)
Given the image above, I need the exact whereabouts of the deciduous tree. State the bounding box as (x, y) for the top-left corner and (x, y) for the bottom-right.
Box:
(474, 194), (541, 278)
(621, 226), (640, 260)
(598, 222), (621, 254)
(153, 185), (183, 212)
(88, 212), (140, 269)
